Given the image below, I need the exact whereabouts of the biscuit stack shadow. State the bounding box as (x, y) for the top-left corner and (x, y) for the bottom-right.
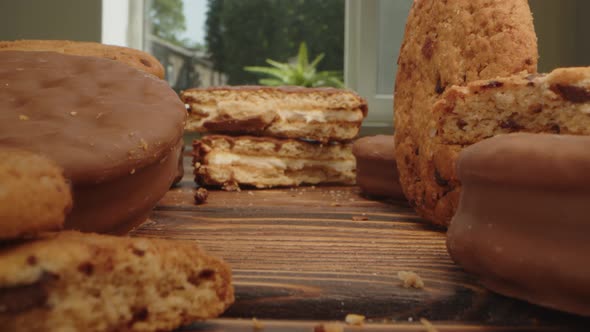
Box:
(181, 86), (368, 191)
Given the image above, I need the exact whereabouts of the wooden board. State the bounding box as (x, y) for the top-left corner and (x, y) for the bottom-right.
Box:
(130, 157), (589, 331)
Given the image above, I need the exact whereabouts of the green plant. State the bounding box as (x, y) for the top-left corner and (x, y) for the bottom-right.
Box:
(244, 42), (344, 88)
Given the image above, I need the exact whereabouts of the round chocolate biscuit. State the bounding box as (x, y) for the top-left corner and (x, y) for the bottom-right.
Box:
(447, 133), (590, 316)
(0, 51), (186, 233)
(352, 135), (404, 199)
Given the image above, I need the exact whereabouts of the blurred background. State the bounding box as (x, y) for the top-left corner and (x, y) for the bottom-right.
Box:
(1, 0), (588, 135)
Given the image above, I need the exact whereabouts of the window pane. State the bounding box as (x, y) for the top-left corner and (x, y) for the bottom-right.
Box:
(376, 0), (411, 96)
(145, 0), (345, 92)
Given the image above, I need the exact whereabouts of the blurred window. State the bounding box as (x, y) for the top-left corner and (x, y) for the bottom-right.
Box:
(143, 0), (345, 93)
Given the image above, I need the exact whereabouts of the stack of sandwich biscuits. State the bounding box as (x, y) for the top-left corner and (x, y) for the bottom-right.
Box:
(182, 86), (368, 190)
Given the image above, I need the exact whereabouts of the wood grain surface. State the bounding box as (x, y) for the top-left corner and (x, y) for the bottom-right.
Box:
(130, 156), (590, 331)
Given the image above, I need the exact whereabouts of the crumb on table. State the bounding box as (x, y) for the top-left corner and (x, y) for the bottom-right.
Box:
(314, 322), (344, 332)
(397, 271), (425, 289)
(194, 187), (208, 205)
(344, 313), (365, 326)
(420, 318), (439, 332)
(222, 181), (241, 192)
(252, 317), (264, 330)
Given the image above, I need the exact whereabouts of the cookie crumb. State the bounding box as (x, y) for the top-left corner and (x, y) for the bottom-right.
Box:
(344, 313), (365, 326)
(70, 111), (77, 116)
(330, 202), (341, 207)
(252, 317), (264, 330)
(19, 114), (29, 121)
(352, 216), (368, 221)
(398, 271), (424, 289)
(314, 322), (343, 332)
(222, 182), (241, 192)
(139, 138), (148, 151)
(194, 187), (208, 205)
(420, 318), (439, 332)
(130, 168), (136, 175)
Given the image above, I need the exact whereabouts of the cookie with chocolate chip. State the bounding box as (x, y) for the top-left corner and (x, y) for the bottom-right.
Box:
(0, 149), (72, 240)
(393, 0), (538, 226)
(435, 67), (590, 145)
(429, 67), (590, 221)
(0, 231), (234, 332)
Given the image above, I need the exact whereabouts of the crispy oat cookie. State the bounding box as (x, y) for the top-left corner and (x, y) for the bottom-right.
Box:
(393, 0), (538, 226)
(0, 150), (72, 240)
(435, 67), (590, 145)
(429, 67), (590, 222)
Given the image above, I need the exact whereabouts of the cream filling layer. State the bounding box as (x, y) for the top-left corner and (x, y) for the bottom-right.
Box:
(274, 109), (363, 123)
(207, 152), (355, 173)
(193, 103), (363, 125)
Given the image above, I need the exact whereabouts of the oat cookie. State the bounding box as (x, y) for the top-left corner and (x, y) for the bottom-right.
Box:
(393, 0), (538, 226)
(0, 150), (72, 240)
(435, 67), (590, 145)
(0, 231), (234, 332)
(429, 67), (590, 222)
(0, 39), (164, 79)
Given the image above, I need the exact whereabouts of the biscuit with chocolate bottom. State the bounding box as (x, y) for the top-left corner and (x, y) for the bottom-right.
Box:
(0, 231), (234, 331)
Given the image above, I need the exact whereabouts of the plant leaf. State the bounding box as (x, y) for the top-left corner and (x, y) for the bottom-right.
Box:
(243, 41), (343, 88)
(297, 42), (309, 72)
(259, 78), (286, 86)
(309, 53), (325, 69)
(244, 66), (286, 80)
(265, 59), (291, 71)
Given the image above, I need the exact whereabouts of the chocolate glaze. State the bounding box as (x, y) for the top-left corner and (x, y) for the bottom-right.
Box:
(352, 135), (405, 199)
(0, 51), (186, 184)
(67, 140), (182, 234)
(0, 51), (186, 233)
(172, 144), (185, 186)
(0, 282), (47, 313)
(0, 271), (56, 313)
(447, 133), (590, 316)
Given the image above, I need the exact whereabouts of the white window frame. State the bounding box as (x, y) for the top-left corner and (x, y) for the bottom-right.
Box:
(345, 0), (396, 129)
(101, 0), (144, 50)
